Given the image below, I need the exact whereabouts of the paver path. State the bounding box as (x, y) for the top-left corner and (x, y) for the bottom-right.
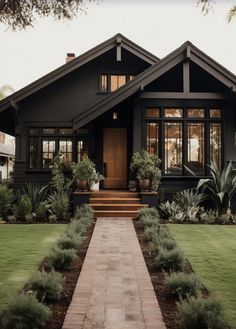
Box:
(62, 218), (166, 329)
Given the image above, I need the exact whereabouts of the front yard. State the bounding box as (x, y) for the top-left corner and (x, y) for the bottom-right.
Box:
(168, 224), (236, 327)
(0, 224), (66, 311)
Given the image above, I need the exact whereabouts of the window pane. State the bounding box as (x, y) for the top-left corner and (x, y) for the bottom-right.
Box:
(59, 128), (73, 135)
(101, 74), (108, 92)
(165, 123), (182, 174)
(187, 123), (205, 174)
(111, 75), (126, 92)
(128, 75), (135, 81)
(147, 123), (159, 156)
(59, 138), (73, 167)
(187, 108), (205, 118)
(210, 109), (221, 118)
(77, 140), (88, 162)
(146, 108), (160, 118)
(210, 123), (221, 170)
(164, 108), (183, 118)
(29, 128), (39, 135)
(42, 128), (56, 135)
(29, 137), (38, 169)
(42, 138), (55, 168)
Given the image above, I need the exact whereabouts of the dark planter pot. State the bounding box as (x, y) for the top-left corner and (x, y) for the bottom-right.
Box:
(138, 179), (151, 192)
(76, 179), (89, 191)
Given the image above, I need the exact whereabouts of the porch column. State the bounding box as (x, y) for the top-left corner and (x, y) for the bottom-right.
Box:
(133, 101), (142, 152)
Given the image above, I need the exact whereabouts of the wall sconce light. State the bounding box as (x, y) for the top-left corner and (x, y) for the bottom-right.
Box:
(113, 111), (118, 120)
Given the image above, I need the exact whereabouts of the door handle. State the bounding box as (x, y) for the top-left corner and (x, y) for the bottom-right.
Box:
(103, 162), (107, 178)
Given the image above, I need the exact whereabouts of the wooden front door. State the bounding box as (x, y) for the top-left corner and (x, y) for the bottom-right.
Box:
(103, 128), (127, 189)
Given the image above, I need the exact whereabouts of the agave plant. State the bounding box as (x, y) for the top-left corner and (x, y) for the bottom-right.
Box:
(175, 189), (207, 208)
(197, 161), (236, 214)
(21, 183), (48, 212)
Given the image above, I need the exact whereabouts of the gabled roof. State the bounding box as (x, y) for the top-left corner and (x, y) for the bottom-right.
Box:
(73, 40), (236, 129)
(0, 33), (159, 113)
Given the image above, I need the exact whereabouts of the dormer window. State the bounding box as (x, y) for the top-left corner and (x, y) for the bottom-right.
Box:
(100, 74), (135, 93)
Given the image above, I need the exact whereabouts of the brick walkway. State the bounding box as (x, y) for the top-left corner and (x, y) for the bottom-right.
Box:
(62, 218), (166, 329)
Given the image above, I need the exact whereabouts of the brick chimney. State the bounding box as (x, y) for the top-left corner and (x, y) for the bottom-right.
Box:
(66, 53), (75, 63)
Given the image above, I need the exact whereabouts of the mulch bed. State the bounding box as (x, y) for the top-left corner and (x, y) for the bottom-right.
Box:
(40, 223), (95, 329)
(133, 221), (204, 329)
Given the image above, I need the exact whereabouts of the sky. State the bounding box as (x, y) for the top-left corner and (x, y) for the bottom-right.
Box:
(0, 0), (236, 92)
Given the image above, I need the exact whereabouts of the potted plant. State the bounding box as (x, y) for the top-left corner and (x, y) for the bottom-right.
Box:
(130, 150), (161, 191)
(89, 170), (104, 191)
(71, 156), (95, 191)
(128, 180), (137, 192)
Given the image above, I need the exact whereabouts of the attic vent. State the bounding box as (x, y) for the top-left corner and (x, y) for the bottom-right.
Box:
(66, 53), (75, 63)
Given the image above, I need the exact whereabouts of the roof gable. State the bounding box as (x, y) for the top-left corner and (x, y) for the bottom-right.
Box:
(73, 41), (236, 129)
(0, 33), (159, 113)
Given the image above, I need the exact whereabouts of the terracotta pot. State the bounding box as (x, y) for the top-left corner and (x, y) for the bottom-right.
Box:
(76, 179), (89, 191)
(138, 179), (151, 192)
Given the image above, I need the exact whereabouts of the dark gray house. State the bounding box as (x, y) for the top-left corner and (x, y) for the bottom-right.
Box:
(0, 33), (236, 192)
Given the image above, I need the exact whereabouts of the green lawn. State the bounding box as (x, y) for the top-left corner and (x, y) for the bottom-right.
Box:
(168, 224), (236, 328)
(0, 224), (66, 311)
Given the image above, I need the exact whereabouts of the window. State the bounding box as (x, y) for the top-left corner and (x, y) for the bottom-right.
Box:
(145, 107), (222, 176)
(210, 123), (221, 170)
(59, 138), (73, 167)
(77, 140), (88, 162)
(187, 108), (205, 118)
(42, 138), (56, 168)
(188, 123), (205, 174)
(147, 123), (159, 156)
(100, 74), (135, 92)
(59, 128), (73, 135)
(165, 123), (182, 174)
(29, 137), (39, 169)
(42, 128), (56, 135)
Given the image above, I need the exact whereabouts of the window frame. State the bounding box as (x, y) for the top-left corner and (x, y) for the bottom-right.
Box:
(99, 73), (136, 93)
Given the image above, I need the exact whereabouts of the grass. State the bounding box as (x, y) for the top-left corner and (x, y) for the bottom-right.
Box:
(168, 224), (236, 328)
(0, 224), (66, 311)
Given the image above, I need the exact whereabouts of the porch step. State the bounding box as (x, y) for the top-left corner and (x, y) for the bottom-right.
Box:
(89, 190), (145, 218)
(90, 198), (141, 204)
(94, 210), (140, 218)
(90, 203), (148, 211)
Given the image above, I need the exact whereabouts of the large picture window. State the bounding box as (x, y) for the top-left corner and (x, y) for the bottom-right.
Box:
(145, 107), (222, 176)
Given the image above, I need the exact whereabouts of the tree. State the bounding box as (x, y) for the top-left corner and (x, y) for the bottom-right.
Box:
(198, 0), (236, 22)
(0, 84), (14, 100)
(0, 0), (98, 31)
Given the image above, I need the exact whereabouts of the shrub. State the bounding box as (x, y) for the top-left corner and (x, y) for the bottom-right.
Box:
(165, 272), (201, 299)
(35, 201), (49, 221)
(138, 207), (159, 219)
(154, 247), (185, 272)
(140, 214), (159, 227)
(159, 200), (182, 221)
(69, 220), (88, 235)
(21, 183), (48, 213)
(0, 185), (15, 220)
(144, 226), (158, 241)
(48, 247), (76, 270)
(48, 214), (57, 223)
(177, 296), (230, 329)
(200, 209), (219, 224)
(13, 195), (32, 220)
(0, 294), (51, 329)
(28, 270), (63, 302)
(74, 204), (94, 220)
(160, 237), (177, 251)
(47, 191), (70, 220)
(57, 233), (84, 250)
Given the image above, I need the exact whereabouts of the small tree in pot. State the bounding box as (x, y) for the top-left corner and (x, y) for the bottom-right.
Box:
(71, 156), (95, 191)
(130, 150), (161, 191)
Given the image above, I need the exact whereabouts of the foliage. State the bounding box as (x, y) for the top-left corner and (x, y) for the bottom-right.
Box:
(177, 296), (230, 329)
(138, 207), (159, 219)
(71, 156), (96, 181)
(0, 85), (14, 100)
(165, 272), (201, 299)
(50, 153), (73, 193)
(74, 204), (94, 220)
(130, 150), (161, 191)
(0, 185), (15, 220)
(89, 170), (104, 184)
(13, 195), (32, 220)
(0, 0), (100, 31)
(35, 201), (49, 221)
(69, 219), (88, 236)
(57, 233), (84, 250)
(48, 247), (76, 270)
(197, 161), (236, 214)
(159, 200), (182, 221)
(128, 180), (137, 191)
(154, 247), (185, 272)
(0, 294), (51, 329)
(21, 183), (48, 213)
(47, 190), (70, 220)
(198, 0), (236, 22)
(200, 208), (219, 223)
(28, 270), (63, 302)
(139, 214), (159, 228)
(175, 189), (207, 208)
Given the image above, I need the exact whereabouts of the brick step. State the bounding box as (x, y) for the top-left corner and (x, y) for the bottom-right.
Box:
(90, 203), (148, 211)
(89, 197), (141, 204)
(90, 191), (139, 198)
(94, 210), (140, 218)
